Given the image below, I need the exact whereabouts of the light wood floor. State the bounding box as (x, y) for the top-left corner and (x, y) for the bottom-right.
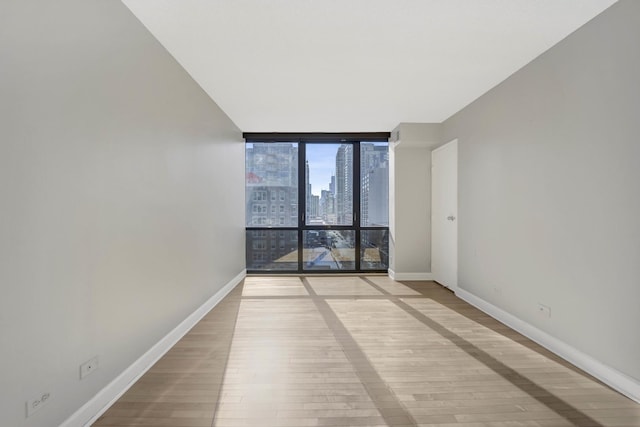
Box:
(94, 276), (640, 427)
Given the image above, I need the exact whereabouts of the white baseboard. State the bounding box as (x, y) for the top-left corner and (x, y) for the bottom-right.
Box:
(388, 269), (433, 281)
(455, 288), (640, 404)
(60, 270), (246, 427)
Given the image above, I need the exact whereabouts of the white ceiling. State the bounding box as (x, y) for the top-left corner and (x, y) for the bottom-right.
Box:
(122, 0), (617, 132)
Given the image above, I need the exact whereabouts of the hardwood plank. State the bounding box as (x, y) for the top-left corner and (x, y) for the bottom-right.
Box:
(93, 276), (640, 427)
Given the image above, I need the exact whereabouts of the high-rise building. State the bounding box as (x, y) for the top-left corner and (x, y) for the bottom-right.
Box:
(335, 144), (353, 225)
(245, 143), (298, 227)
(320, 189), (335, 221)
(305, 160), (312, 221)
(246, 143), (299, 268)
(310, 195), (320, 219)
(363, 167), (389, 226)
(360, 143), (389, 226)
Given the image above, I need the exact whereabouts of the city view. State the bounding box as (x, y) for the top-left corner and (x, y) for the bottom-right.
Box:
(246, 142), (389, 271)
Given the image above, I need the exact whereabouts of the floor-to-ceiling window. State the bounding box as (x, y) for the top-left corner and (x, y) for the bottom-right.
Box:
(245, 133), (389, 273)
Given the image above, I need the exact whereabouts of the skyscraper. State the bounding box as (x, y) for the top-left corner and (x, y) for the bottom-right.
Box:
(360, 143), (389, 226)
(245, 143), (299, 268)
(305, 160), (311, 221)
(245, 143), (298, 226)
(310, 194), (320, 219)
(320, 189), (335, 223)
(335, 144), (353, 225)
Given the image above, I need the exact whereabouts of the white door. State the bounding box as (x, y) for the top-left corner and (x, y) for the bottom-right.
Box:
(431, 139), (458, 290)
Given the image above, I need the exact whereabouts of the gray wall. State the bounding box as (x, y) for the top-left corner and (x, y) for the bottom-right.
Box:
(0, 1), (245, 426)
(442, 0), (640, 382)
(389, 123), (441, 276)
(389, 146), (431, 274)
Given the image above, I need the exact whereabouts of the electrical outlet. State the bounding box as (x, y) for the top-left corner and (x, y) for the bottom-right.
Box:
(80, 356), (99, 379)
(26, 392), (51, 417)
(537, 303), (551, 318)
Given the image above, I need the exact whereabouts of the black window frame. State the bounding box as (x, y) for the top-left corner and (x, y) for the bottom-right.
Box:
(245, 132), (390, 274)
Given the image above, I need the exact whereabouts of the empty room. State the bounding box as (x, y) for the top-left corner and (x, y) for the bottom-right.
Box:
(1, 1), (639, 426)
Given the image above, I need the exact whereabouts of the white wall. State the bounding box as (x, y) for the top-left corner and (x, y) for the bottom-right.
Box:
(442, 0), (640, 388)
(0, 1), (245, 426)
(389, 123), (440, 279)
